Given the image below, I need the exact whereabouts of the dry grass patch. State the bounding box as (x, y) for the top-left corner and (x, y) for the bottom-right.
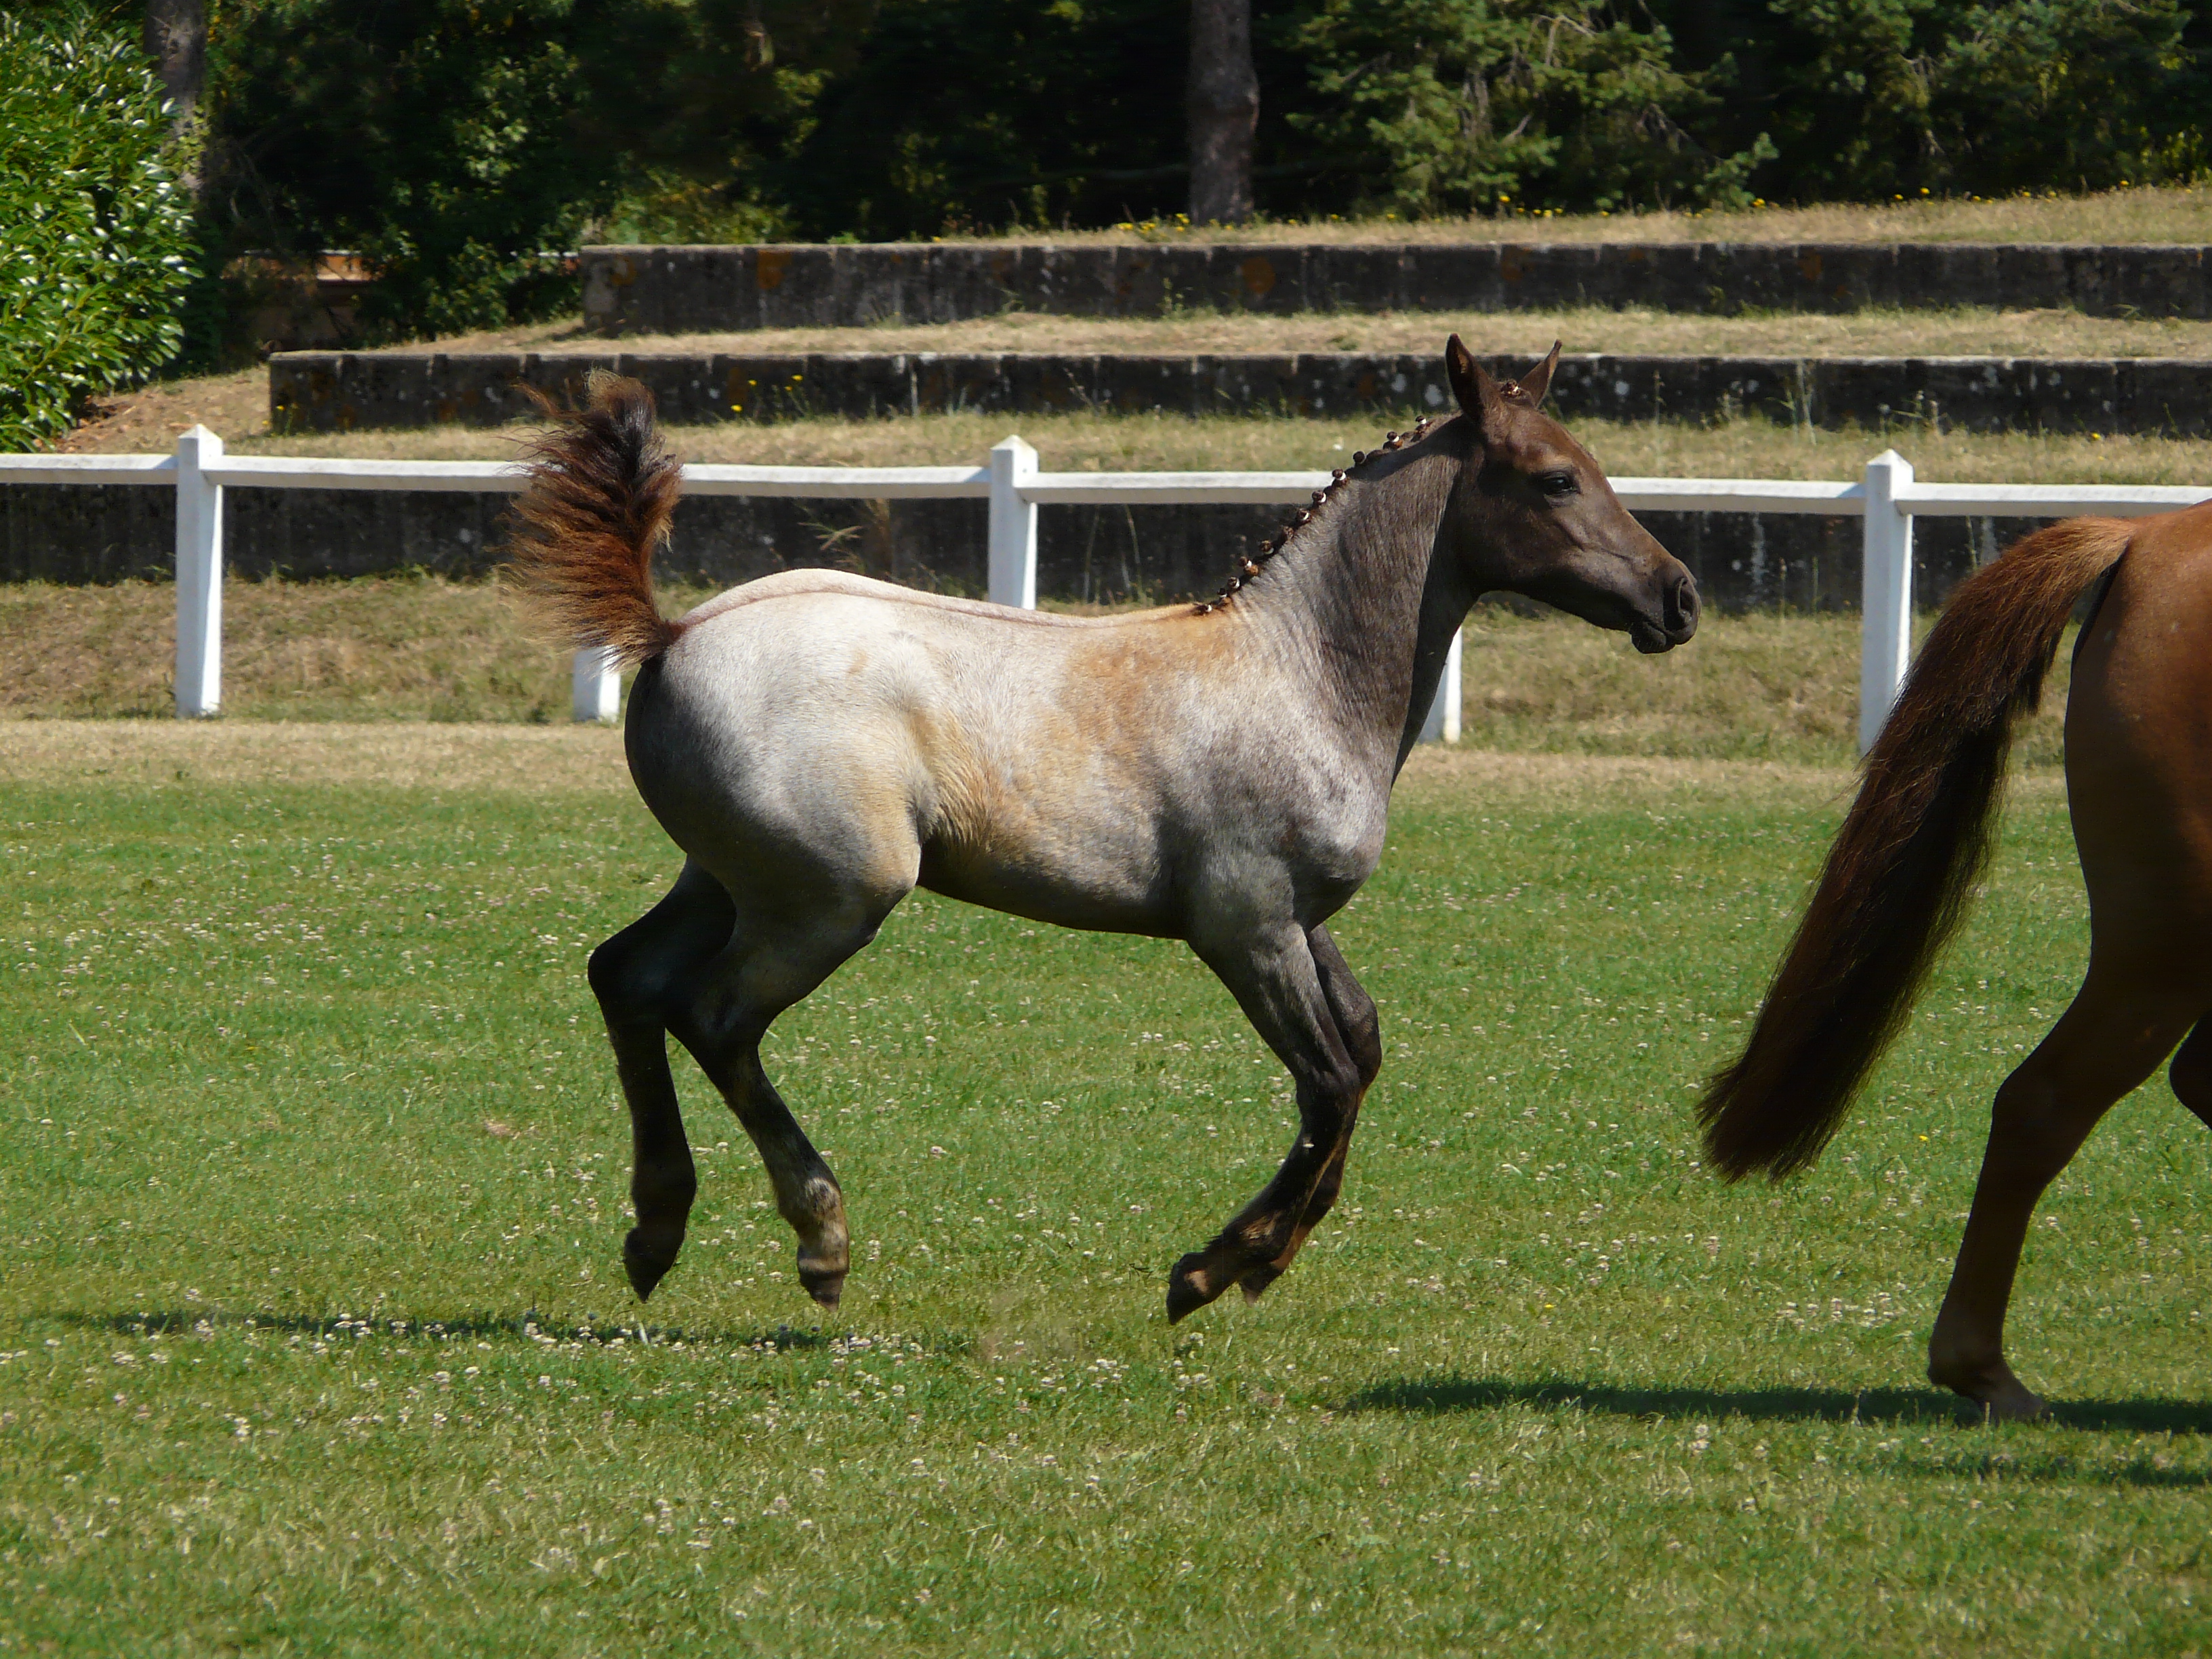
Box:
(0, 716), (1875, 808)
(52, 364), (267, 455)
(0, 716), (630, 792)
(1456, 602), (2075, 767)
(210, 408), (2212, 489)
(429, 305), (2212, 363)
(1, 580), (2077, 773)
(0, 575), (676, 723)
(982, 183), (2212, 245)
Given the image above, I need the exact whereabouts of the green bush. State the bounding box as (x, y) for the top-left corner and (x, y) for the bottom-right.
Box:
(1277, 0), (1775, 216)
(0, 7), (194, 451)
(197, 0), (865, 344)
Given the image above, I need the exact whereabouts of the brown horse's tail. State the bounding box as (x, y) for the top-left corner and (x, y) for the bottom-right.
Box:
(504, 373), (681, 668)
(1698, 516), (2133, 1181)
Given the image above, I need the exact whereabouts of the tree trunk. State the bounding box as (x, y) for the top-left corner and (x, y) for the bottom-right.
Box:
(143, 0), (206, 189)
(1187, 0), (1256, 226)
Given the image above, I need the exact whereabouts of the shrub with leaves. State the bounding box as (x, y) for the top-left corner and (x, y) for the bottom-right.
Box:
(0, 7), (194, 451)
(199, 0), (867, 344)
(1277, 0), (1774, 217)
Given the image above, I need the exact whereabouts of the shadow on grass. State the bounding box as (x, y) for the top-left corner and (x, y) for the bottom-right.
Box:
(1349, 1374), (2212, 1440)
(49, 1307), (837, 1351)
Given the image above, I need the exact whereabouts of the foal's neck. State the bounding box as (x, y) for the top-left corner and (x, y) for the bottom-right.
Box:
(1237, 439), (1470, 774)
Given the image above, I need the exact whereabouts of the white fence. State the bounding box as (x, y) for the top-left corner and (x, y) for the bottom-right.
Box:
(5, 432), (2207, 751)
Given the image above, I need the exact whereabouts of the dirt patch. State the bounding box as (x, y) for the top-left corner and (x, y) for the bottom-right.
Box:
(3, 719), (2064, 815)
(56, 367), (269, 455)
(0, 718), (633, 793)
(1396, 744), (1856, 810)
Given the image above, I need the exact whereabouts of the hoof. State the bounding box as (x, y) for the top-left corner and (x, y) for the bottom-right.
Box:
(623, 1225), (682, 1302)
(800, 1266), (846, 1309)
(1930, 1355), (2048, 1422)
(1166, 1252), (1227, 1324)
(1957, 1378), (2049, 1424)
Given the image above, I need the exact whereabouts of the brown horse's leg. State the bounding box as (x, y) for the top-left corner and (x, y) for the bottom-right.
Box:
(1168, 921), (1368, 1322)
(1927, 968), (2198, 1420)
(669, 898), (898, 1311)
(2169, 1019), (2212, 1132)
(586, 862), (738, 1302)
(1237, 924), (1381, 1303)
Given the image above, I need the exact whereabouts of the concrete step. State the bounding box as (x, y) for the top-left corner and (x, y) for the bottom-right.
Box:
(270, 347), (2212, 437)
(579, 241), (2212, 333)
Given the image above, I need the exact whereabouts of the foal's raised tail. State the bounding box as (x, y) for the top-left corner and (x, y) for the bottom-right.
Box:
(506, 374), (681, 667)
(1698, 517), (2135, 1181)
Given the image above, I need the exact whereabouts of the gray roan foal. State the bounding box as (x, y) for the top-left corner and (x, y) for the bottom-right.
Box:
(507, 339), (1699, 1323)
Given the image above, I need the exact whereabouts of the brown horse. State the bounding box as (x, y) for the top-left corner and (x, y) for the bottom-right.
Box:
(508, 342), (1698, 1324)
(1700, 504), (2212, 1419)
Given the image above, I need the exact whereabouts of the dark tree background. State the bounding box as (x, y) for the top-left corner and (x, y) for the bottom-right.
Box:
(14, 0), (2211, 350)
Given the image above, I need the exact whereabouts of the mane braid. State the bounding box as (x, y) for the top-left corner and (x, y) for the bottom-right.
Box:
(1191, 413), (1439, 615)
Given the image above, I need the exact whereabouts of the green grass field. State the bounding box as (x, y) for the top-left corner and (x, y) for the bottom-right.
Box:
(2, 733), (2207, 1656)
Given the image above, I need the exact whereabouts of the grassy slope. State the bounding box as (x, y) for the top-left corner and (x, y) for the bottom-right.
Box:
(0, 737), (2205, 1656)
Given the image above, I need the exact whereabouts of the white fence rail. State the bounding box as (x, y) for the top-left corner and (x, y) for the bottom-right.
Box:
(5, 432), (2206, 748)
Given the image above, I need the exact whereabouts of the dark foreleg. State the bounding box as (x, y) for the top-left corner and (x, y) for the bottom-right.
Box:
(1236, 924), (1381, 1303)
(1168, 921), (1370, 1323)
(586, 862), (737, 1302)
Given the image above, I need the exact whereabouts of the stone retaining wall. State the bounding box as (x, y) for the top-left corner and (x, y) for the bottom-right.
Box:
(581, 241), (2212, 333)
(270, 347), (2212, 437)
(3, 480), (2024, 615)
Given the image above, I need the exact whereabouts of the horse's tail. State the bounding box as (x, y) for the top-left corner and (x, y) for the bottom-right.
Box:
(1698, 516), (2133, 1182)
(505, 373), (681, 668)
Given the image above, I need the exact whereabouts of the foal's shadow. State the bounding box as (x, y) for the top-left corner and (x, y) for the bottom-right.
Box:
(53, 1307), (835, 1351)
(1351, 1374), (2212, 1446)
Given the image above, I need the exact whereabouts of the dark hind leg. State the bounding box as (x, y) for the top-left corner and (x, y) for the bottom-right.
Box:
(2170, 1019), (2212, 1132)
(586, 862), (739, 1302)
(1168, 920), (1372, 1322)
(1236, 924), (1382, 1303)
(1926, 966), (2198, 1420)
(669, 895), (900, 1309)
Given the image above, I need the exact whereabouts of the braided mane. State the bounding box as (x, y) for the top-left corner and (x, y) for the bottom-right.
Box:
(1192, 411), (1447, 615)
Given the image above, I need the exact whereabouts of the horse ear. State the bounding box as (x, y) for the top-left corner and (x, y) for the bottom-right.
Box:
(1446, 334), (1504, 433)
(1519, 340), (1562, 407)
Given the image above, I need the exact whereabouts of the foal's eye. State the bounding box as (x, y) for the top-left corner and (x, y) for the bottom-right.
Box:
(1535, 470), (1578, 499)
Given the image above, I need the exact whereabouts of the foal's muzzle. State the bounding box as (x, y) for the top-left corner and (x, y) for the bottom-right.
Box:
(1632, 567), (1700, 654)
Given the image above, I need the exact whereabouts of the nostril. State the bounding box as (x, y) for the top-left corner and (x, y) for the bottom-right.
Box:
(1671, 574), (1700, 628)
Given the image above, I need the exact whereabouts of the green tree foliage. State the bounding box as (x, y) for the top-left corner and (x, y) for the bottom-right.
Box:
(0, 5), (195, 451)
(780, 0), (1188, 241)
(1654, 0), (2208, 200)
(198, 0), (867, 342)
(1273, 0), (1775, 215)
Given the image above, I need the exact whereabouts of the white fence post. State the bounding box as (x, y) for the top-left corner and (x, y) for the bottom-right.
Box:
(1858, 449), (1914, 754)
(988, 436), (1039, 609)
(1418, 628), (1462, 743)
(572, 646), (621, 723)
(173, 426), (224, 719)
